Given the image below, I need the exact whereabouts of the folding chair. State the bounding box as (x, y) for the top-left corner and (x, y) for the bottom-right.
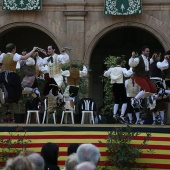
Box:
(79, 98), (97, 124)
(42, 98), (57, 124)
(61, 100), (75, 124)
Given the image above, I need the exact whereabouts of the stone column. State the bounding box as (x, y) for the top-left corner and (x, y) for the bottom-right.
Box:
(64, 0), (87, 60)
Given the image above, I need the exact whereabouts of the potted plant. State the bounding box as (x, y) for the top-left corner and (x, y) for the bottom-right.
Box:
(0, 126), (31, 167)
(99, 126), (153, 170)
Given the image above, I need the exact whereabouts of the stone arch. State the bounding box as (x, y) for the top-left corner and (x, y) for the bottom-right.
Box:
(85, 21), (170, 65)
(0, 22), (62, 50)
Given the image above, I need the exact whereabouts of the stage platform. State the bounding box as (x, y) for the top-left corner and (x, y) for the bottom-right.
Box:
(0, 124), (170, 170)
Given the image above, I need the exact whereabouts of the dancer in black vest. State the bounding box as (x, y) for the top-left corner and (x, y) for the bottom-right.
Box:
(129, 46), (157, 108)
(150, 52), (169, 125)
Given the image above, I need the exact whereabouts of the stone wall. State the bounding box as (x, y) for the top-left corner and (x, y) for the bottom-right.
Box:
(0, 0), (169, 64)
(0, 0), (170, 107)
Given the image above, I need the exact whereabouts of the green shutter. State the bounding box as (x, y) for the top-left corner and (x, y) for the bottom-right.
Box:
(104, 0), (142, 15)
(2, 0), (42, 10)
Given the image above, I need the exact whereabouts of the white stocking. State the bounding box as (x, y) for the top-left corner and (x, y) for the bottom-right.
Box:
(135, 112), (140, 121)
(160, 111), (164, 121)
(121, 103), (127, 117)
(165, 90), (170, 94)
(113, 104), (119, 116)
(135, 90), (146, 99)
(152, 112), (158, 121)
(128, 113), (132, 123)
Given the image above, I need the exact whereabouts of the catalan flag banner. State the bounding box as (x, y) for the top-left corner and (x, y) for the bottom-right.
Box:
(2, 0), (42, 10)
(1, 129), (170, 169)
(104, 0), (142, 15)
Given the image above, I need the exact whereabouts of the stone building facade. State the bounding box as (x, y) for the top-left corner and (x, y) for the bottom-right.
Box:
(0, 0), (170, 106)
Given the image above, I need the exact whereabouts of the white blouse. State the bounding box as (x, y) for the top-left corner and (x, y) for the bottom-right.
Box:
(129, 54), (149, 71)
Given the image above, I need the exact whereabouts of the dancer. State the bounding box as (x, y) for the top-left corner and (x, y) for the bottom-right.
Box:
(125, 74), (141, 124)
(161, 50), (170, 90)
(43, 45), (69, 87)
(0, 43), (38, 103)
(104, 57), (132, 122)
(43, 45), (70, 106)
(20, 50), (47, 97)
(150, 52), (170, 125)
(129, 46), (157, 108)
(61, 63), (87, 109)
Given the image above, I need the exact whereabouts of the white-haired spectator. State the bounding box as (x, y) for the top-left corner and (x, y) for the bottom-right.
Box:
(65, 153), (78, 170)
(28, 153), (44, 170)
(3, 155), (34, 170)
(76, 144), (100, 166)
(74, 162), (97, 170)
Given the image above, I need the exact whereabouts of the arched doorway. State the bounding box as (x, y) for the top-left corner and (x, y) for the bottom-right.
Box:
(0, 26), (59, 54)
(89, 26), (165, 107)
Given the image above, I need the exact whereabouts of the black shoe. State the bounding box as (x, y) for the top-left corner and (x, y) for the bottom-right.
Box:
(119, 116), (127, 124)
(155, 115), (161, 123)
(131, 98), (138, 108)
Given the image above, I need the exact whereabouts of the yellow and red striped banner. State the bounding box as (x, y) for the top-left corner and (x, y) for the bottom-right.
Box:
(1, 130), (170, 169)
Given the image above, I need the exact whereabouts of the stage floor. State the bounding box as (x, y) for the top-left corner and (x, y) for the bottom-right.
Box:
(0, 124), (170, 170)
(0, 123), (170, 133)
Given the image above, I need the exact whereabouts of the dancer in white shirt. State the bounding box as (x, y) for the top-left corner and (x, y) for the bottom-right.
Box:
(104, 57), (132, 123)
(43, 45), (70, 105)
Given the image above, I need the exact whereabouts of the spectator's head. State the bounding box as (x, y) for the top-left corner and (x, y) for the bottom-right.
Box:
(76, 144), (100, 165)
(6, 43), (16, 53)
(65, 153), (78, 170)
(74, 162), (97, 170)
(3, 155), (34, 170)
(41, 142), (59, 165)
(27, 153), (44, 170)
(68, 143), (79, 156)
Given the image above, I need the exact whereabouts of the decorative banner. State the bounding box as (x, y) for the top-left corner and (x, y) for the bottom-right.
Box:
(2, 0), (42, 10)
(1, 131), (170, 169)
(104, 0), (142, 15)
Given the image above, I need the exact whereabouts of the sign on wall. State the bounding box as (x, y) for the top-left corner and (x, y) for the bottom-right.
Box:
(104, 0), (142, 15)
(2, 0), (42, 10)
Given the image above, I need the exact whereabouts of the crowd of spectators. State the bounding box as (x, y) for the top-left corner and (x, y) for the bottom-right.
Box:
(2, 143), (100, 170)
